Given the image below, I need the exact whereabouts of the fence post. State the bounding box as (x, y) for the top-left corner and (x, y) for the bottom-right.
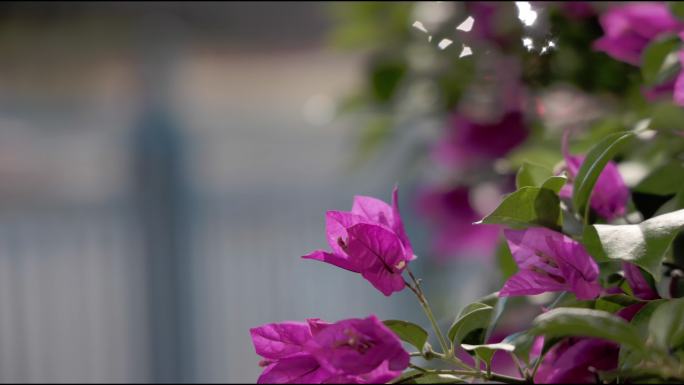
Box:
(130, 13), (195, 382)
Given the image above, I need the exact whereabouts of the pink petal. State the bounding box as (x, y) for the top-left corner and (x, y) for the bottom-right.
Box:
(674, 52), (684, 106)
(301, 250), (360, 273)
(257, 355), (332, 384)
(346, 224), (407, 272)
(250, 322), (313, 360)
(391, 186), (415, 260)
(325, 211), (368, 255)
(623, 262), (659, 300)
(352, 195), (393, 227)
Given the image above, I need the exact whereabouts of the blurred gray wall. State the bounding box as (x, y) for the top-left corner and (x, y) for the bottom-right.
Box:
(0, 2), (418, 383)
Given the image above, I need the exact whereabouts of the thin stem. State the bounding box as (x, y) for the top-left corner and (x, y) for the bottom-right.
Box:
(421, 369), (529, 384)
(408, 363), (428, 373)
(529, 351), (546, 381)
(404, 270), (449, 356)
(404, 269), (472, 371)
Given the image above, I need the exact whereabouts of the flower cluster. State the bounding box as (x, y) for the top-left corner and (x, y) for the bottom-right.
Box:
(250, 2), (684, 384)
(302, 187), (414, 296)
(251, 316), (409, 384)
(595, 2), (684, 105)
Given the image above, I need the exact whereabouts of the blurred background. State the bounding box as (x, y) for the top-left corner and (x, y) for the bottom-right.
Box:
(0, 1), (454, 383)
(1, 1), (679, 383)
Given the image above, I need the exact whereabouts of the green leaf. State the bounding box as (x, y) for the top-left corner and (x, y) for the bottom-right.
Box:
(583, 209), (684, 279)
(516, 162), (553, 189)
(515, 162), (566, 194)
(496, 240), (518, 280)
(649, 103), (684, 132)
(502, 331), (536, 364)
(478, 186), (561, 229)
(389, 371), (467, 384)
(448, 303), (494, 347)
(641, 35), (682, 85)
(460, 343), (515, 367)
(384, 320), (429, 351)
(572, 131), (635, 218)
(619, 300), (667, 370)
(541, 175), (567, 195)
(597, 294), (644, 308)
(648, 297), (684, 351)
(369, 57), (407, 102)
(530, 308), (645, 351)
(634, 161), (684, 196)
(670, 1), (684, 20)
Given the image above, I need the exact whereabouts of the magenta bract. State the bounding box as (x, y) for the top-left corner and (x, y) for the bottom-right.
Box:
(416, 186), (500, 260)
(302, 187), (414, 296)
(250, 316), (408, 384)
(499, 227), (601, 300)
(594, 2), (682, 66)
(433, 111), (528, 169)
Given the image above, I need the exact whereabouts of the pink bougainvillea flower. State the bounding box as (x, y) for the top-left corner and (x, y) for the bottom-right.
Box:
(674, 48), (684, 106)
(432, 111), (529, 169)
(559, 131), (629, 221)
(250, 320), (337, 384)
(302, 187), (414, 296)
(305, 315), (409, 384)
(560, 1), (595, 20)
(622, 262), (660, 300)
(534, 338), (619, 384)
(251, 316), (408, 384)
(594, 2), (682, 66)
(533, 304), (644, 384)
(499, 227), (601, 300)
(415, 186), (500, 260)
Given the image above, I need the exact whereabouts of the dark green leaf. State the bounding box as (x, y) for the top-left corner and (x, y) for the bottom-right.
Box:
(496, 240), (518, 280)
(598, 294), (644, 307)
(384, 320), (429, 351)
(369, 58), (407, 102)
(478, 187), (561, 229)
(515, 162), (566, 194)
(502, 331), (536, 364)
(530, 308), (645, 351)
(390, 371), (467, 384)
(583, 209), (684, 279)
(670, 1), (684, 20)
(641, 35), (682, 85)
(650, 103), (684, 132)
(572, 131), (635, 218)
(448, 303), (494, 347)
(516, 162), (553, 189)
(619, 297), (667, 371)
(541, 175), (567, 194)
(648, 297), (684, 351)
(634, 161), (684, 196)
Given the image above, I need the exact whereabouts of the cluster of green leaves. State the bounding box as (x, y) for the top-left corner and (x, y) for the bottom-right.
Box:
(328, 2), (684, 383)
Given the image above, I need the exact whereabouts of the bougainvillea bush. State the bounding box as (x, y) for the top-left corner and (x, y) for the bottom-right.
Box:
(250, 2), (684, 383)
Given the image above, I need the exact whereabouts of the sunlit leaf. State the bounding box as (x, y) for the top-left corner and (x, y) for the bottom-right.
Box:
(460, 343), (515, 367)
(583, 209), (684, 279)
(478, 186), (561, 229)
